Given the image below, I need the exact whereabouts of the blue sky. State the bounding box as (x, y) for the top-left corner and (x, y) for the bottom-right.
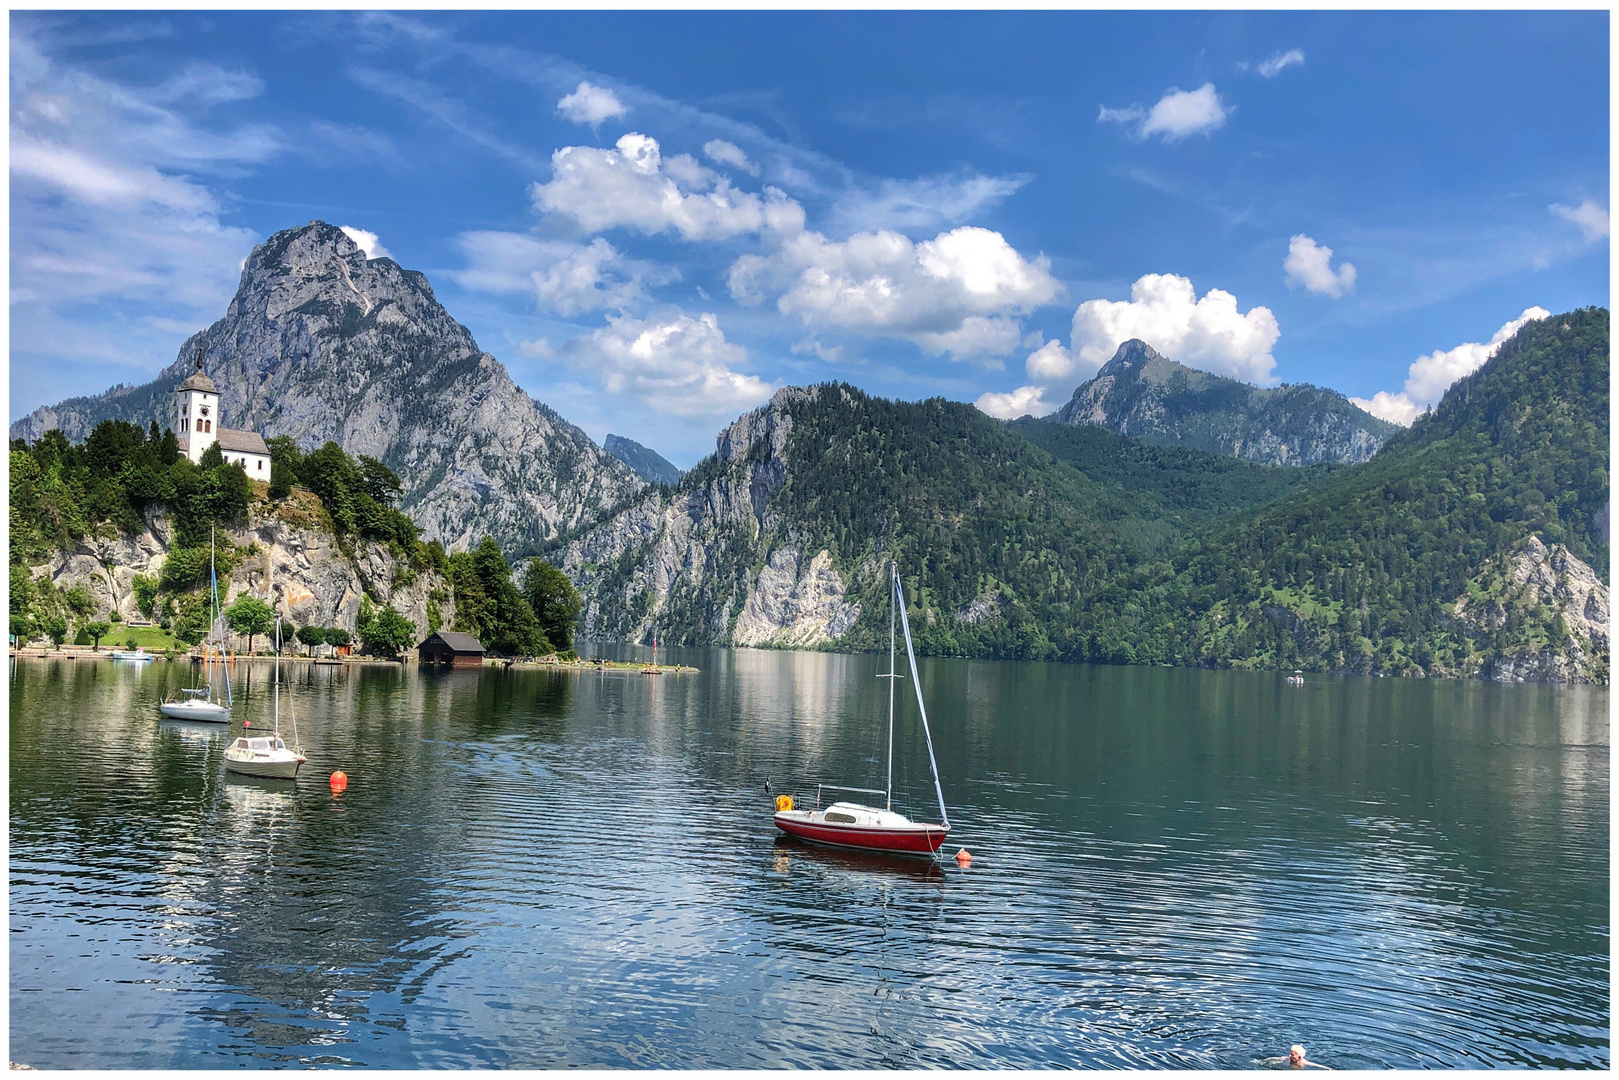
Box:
(10, 10), (1609, 464)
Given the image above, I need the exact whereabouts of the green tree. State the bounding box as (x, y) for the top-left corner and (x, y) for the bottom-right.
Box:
(360, 605), (416, 659)
(450, 537), (545, 656)
(130, 574), (160, 618)
(226, 596), (275, 654)
(63, 585), (93, 620)
(84, 620), (111, 650)
(296, 624), (325, 655)
(41, 615), (68, 649)
(324, 627), (351, 649)
(11, 613), (33, 644)
(523, 558), (582, 653)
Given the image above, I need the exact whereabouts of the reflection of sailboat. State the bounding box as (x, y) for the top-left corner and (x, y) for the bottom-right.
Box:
(774, 564), (950, 857)
(160, 527), (232, 722)
(224, 618), (305, 779)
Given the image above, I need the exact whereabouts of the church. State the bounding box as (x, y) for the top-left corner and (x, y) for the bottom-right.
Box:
(175, 355), (271, 478)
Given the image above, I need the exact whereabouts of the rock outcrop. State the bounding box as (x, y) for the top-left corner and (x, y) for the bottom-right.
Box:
(34, 489), (453, 649)
(11, 222), (643, 554)
(1050, 339), (1398, 466)
(559, 387), (862, 648)
(1452, 535), (1610, 684)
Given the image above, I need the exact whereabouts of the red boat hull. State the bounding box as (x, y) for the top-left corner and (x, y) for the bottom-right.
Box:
(774, 812), (948, 855)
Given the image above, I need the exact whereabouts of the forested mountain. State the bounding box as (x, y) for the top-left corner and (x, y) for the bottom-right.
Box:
(556, 309), (1609, 683)
(604, 435), (683, 485)
(1051, 339), (1399, 466)
(10, 222), (643, 553)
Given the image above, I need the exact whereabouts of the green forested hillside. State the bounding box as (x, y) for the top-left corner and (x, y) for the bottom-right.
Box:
(1073, 307), (1609, 677)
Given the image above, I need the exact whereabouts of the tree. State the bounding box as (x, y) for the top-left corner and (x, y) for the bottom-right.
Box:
(358, 455), (403, 507)
(226, 596), (275, 654)
(523, 558), (582, 653)
(359, 605), (416, 659)
(296, 624), (325, 655)
(41, 615), (68, 649)
(325, 627), (351, 649)
(62, 585), (94, 620)
(84, 621), (111, 650)
(449, 537), (544, 656)
(11, 613), (33, 645)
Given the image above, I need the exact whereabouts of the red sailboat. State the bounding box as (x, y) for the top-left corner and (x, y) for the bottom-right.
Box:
(774, 564), (951, 857)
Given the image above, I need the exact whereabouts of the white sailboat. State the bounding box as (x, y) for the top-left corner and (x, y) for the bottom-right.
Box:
(159, 527), (232, 722)
(773, 563), (951, 856)
(224, 617), (306, 780)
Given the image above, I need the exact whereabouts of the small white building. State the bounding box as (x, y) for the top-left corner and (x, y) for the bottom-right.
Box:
(175, 356), (272, 479)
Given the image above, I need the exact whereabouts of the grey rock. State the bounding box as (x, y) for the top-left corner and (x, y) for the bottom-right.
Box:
(11, 221), (644, 554)
(1050, 339), (1399, 466)
(1452, 535), (1610, 683)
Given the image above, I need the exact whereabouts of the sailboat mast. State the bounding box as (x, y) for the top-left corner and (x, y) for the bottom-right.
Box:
(894, 574), (949, 831)
(886, 564), (896, 811)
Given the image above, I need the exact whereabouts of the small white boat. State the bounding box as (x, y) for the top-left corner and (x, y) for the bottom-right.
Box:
(159, 689), (231, 723)
(223, 734), (305, 779)
(226, 616), (305, 780)
(108, 649), (154, 661)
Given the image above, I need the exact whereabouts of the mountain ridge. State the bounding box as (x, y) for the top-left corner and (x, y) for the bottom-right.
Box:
(1050, 338), (1399, 466)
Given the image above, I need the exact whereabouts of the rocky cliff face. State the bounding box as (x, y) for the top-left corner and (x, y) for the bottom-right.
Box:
(1452, 535), (1610, 684)
(34, 488), (453, 648)
(559, 387), (863, 648)
(11, 222), (644, 554)
(1051, 340), (1398, 466)
(603, 435), (683, 486)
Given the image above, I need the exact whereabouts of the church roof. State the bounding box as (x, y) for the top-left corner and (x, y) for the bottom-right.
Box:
(216, 428), (269, 455)
(178, 370), (217, 394)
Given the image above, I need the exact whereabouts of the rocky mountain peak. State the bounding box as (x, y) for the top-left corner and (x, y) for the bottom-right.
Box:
(12, 220), (644, 554)
(1097, 338), (1166, 377)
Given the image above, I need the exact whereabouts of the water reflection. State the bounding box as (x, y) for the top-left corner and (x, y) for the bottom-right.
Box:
(10, 652), (1609, 1068)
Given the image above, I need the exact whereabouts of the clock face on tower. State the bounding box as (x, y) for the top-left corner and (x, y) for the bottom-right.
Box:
(200, 405), (210, 417)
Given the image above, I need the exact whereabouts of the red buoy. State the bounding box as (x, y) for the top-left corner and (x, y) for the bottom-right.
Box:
(955, 848), (972, 867)
(329, 770), (348, 794)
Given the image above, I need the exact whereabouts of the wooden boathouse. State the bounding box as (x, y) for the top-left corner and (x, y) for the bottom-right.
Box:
(417, 631), (486, 668)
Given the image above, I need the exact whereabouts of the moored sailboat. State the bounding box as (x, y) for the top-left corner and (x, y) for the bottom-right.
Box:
(159, 527), (231, 722)
(224, 617), (305, 780)
(773, 564), (951, 857)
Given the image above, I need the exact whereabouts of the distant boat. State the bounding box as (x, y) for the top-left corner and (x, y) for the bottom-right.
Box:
(108, 649), (154, 662)
(160, 528), (232, 723)
(773, 564), (950, 857)
(224, 617), (305, 780)
(1286, 670), (1305, 686)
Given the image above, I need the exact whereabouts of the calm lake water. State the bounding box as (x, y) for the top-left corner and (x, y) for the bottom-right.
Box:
(9, 649), (1609, 1068)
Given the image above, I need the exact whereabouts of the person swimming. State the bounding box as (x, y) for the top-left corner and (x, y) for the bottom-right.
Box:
(1259, 1044), (1331, 1069)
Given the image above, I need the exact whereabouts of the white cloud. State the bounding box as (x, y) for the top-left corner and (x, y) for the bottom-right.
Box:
(827, 172), (1029, 234)
(339, 226), (392, 260)
(1255, 48), (1305, 78)
(556, 81), (627, 127)
(1102, 84), (1229, 142)
(974, 384), (1052, 420)
(703, 138), (759, 176)
(9, 26), (271, 401)
(561, 312), (773, 419)
(1283, 234), (1357, 297)
(1550, 199), (1610, 244)
(1024, 338), (1077, 384)
(729, 224), (1060, 362)
(1070, 273), (1280, 383)
(453, 230), (674, 316)
(532, 132), (805, 242)
(1350, 306), (1550, 426)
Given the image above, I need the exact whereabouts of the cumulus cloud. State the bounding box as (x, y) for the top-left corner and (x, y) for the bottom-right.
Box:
(702, 138), (759, 176)
(1023, 338), (1077, 384)
(561, 311), (773, 419)
(1550, 199), (1610, 244)
(1101, 84), (1229, 142)
(1254, 48), (1305, 77)
(339, 225), (391, 260)
(1350, 306), (1551, 426)
(532, 132), (805, 242)
(453, 230), (674, 316)
(729, 224), (1061, 363)
(1070, 273), (1280, 383)
(1283, 234), (1357, 297)
(974, 384), (1051, 420)
(556, 81), (627, 127)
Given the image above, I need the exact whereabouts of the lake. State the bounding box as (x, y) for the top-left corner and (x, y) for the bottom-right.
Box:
(9, 649), (1609, 1068)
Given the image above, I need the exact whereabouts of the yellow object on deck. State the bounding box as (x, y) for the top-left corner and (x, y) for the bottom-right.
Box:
(775, 794), (793, 812)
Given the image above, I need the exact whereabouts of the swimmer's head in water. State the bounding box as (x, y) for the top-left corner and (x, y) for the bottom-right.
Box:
(1290, 1045), (1306, 1066)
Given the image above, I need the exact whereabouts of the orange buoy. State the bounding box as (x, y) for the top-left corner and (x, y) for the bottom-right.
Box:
(329, 770), (348, 794)
(955, 848), (972, 867)
(774, 794), (794, 812)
